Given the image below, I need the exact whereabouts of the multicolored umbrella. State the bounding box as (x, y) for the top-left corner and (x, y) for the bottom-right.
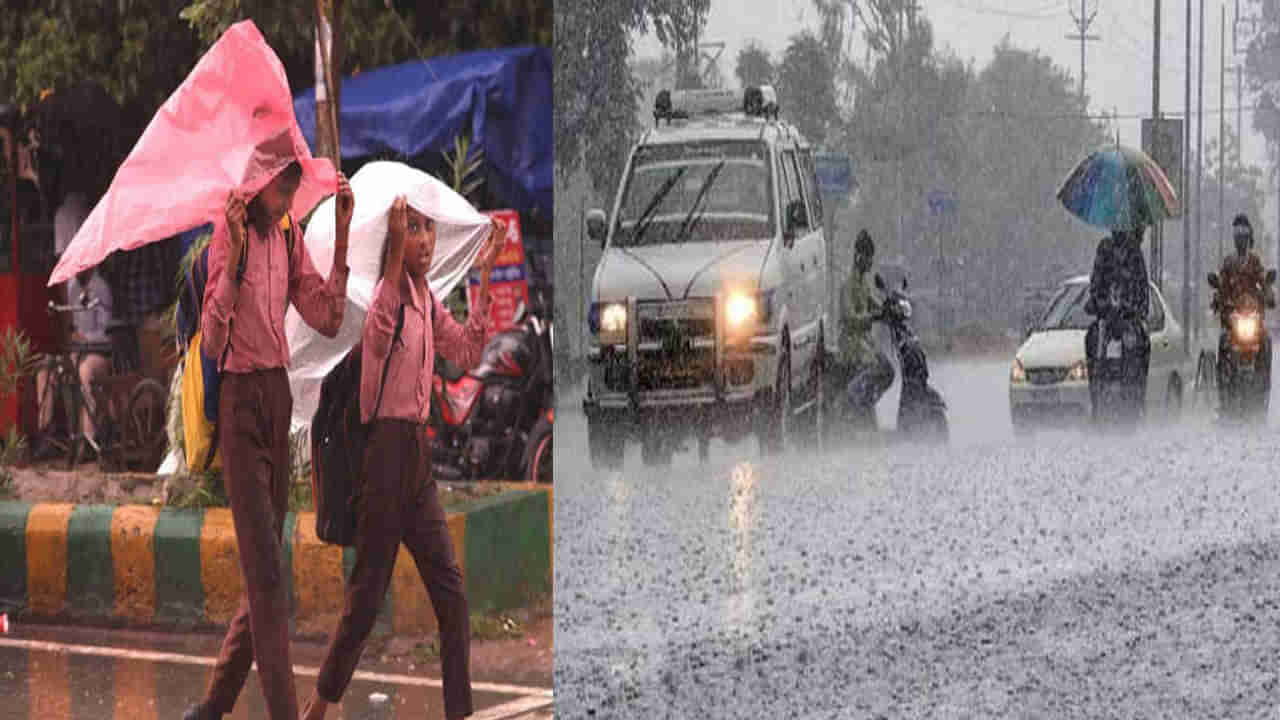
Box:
(1057, 144), (1179, 232)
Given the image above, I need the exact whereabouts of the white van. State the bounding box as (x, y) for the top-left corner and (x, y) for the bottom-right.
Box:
(582, 86), (829, 467)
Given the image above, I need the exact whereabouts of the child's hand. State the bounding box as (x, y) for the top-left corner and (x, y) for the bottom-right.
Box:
(388, 196), (408, 255)
(225, 193), (248, 263)
(479, 217), (506, 272)
(335, 172), (354, 233)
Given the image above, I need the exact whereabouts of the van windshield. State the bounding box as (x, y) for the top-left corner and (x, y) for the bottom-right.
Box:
(612, 140), (774, 247)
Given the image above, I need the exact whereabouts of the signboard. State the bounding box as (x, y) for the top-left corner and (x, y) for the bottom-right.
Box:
(1141, 117), (1184, 217)
(815, 152), (854, 195)
(467, 209), (529, 333)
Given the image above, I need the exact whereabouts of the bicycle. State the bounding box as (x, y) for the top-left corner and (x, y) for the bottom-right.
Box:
(39, 297), (168, 472)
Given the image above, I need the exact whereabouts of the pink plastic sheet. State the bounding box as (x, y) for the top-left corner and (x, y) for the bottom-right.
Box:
(48, 20), (336, 286)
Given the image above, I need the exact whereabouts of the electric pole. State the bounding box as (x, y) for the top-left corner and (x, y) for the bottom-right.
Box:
(1220, 2), (1226, 269)
(1183, 0), (1192, 355)
(1152, 0), (1163, 289)
(1194, 0), (1204, 348)
(1067, 0), (1102, 105)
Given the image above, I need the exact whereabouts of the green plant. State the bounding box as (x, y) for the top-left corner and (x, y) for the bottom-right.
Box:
(470, 611), (524, 642)
(167, 469), (227, 508)
(442, 133), (485, 203)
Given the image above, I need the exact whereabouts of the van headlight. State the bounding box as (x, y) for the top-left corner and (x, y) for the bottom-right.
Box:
(726, 292), (758, 327)
(723, 289), (775, 334)
(1010, 358), (1026, 384)
(1067, 360), (1088, 382)
(590, 302), (627, 344)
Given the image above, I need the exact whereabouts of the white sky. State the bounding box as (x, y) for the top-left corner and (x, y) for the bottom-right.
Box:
(633, 0), (1270, 173)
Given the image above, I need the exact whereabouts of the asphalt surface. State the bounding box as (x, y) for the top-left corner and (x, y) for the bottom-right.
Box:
(554, 357), (1280, 718)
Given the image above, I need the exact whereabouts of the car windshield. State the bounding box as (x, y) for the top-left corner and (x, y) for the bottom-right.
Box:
(1037, 282), (1091, 330)
(612, 140), (774, 246)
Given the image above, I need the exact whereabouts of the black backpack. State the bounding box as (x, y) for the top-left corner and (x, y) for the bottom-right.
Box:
(310, 304), (407, 546)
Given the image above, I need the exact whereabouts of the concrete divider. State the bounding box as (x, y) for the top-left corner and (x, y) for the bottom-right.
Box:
(0, 485), (551, 636)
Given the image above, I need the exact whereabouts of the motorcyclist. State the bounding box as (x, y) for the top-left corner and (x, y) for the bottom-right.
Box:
(839, 229), (895, 428)
(1213, 214), (1273, 323)
(1084, 225), (1151, 421)
(1212, 213), (1275, 396)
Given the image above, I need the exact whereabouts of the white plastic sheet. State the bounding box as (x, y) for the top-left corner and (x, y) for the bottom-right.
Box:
(285, 161), (492, 430)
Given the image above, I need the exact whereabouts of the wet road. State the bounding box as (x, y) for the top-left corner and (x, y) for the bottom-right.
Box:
(554, 357), (1280, 718)
(0, 636), (551, 719)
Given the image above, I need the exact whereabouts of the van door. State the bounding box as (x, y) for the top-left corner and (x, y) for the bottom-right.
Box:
(778, 147), (821, 388)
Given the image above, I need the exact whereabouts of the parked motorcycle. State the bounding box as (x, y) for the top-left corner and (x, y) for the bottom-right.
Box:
(1084, 287), (1148, 428)
(872, 274), (948, 442)
(429, 298), (553, 484)
(1209, 268), (1276, 418)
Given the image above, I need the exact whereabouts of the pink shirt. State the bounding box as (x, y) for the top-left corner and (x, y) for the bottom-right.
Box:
(202, 219), (349, 372)
(360, 275), (490, 423)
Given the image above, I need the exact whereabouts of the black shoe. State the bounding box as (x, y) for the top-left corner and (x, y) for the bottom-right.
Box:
(182, 702), (220, 720)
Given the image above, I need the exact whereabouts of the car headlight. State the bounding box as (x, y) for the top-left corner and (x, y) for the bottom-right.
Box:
(1067, 360), (1088, 382)
(1010, 358), (1026, 384)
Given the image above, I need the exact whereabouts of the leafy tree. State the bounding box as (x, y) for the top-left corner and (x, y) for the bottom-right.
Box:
(777, 31), (838, 145)
(554, 0), (712, 195)
(735, 41), (775, 88)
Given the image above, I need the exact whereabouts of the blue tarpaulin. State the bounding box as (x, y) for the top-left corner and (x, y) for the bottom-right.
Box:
(293, 45), (552, 218)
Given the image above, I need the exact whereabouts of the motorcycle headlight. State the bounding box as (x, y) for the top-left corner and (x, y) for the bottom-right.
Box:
(1067, 360), (1088, 382)
(1010, 358), (1026, 384)
(1233, 312), (1260, 342)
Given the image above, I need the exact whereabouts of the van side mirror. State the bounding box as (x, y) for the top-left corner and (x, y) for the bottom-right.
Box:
(1207, 272), (1220, 290)
(586, 208), (607, 247)
(874, 274), (886, 291)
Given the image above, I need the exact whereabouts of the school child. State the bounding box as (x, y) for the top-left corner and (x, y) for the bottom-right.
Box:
(184, 152), (355, 720)
(300, 195), (503, 720)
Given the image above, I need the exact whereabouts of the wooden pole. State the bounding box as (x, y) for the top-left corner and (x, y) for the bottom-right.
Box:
(313, 0), (342, 166)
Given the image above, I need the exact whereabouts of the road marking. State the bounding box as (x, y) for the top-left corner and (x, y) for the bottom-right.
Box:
(470, 695), (555, 719)
(0, 637), (553, 698)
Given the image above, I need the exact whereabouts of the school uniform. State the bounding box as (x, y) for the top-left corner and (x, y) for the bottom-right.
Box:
(198, 218), (348, 720)
(314, 272), (489, 719)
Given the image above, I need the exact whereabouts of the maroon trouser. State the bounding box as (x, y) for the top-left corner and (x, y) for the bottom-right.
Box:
(204, 369), (298, 719)
(316, 419), (473, 718)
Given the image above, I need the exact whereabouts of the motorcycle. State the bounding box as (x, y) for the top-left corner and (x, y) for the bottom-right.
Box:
(1208, 268), (1276, 418)
(428, 298), (553, 484)
(872, 274), (949, 442)
(1084, 287), (1148, 428)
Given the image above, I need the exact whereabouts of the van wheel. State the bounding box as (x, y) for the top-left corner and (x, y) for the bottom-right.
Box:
(588, 414), (623, 471)
(796, 335), (825, 450)
(759, 342), (791, 455)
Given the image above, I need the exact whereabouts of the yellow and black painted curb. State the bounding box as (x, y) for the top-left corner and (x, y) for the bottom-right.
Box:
(0, 485), (552, 636)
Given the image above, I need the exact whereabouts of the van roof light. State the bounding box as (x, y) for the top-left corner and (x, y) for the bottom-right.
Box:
(653, 85), (780, 125)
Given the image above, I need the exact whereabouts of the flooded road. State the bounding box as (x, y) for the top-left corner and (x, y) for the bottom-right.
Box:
(555, 357), (1280, 717)
(0, 636), (551, 719)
